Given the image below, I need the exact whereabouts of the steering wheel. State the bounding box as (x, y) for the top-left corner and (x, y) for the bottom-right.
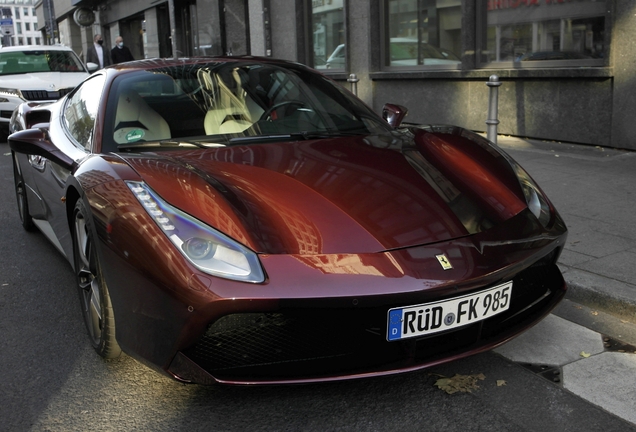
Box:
(260, 100), (306, 121)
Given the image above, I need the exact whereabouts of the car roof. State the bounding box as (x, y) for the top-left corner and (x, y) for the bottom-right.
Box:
(0, 45), (75, 52)
(106, 55), (305, 72)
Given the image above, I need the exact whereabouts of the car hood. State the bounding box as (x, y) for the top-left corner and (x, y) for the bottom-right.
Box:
(1, 71), (88, 91)
(123, 128), (528, 255)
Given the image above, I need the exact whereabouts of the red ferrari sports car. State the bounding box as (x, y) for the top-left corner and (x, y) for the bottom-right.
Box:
(8, 57), (567, 385)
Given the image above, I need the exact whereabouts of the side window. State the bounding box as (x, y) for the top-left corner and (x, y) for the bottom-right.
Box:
(63, 75), (105, 150)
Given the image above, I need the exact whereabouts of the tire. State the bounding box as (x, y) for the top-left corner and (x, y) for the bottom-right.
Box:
(73, 200), (122, 359)
(13, 156), (35, 232)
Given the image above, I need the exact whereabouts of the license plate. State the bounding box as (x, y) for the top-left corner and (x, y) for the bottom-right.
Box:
(387, 282), (512, 341)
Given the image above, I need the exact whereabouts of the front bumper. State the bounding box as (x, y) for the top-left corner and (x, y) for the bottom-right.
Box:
(169, 247), (565, 384)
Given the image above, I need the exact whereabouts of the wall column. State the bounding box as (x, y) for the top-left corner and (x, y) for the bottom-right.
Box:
(248, 0), (265, 56)
(143, 7), (160, 58)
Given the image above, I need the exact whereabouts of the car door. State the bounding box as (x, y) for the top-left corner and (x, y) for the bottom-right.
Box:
(25, 74), (106, 259)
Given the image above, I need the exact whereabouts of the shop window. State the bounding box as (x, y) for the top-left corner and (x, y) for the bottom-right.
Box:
(381, 0), (462, 69)
(479, 0), (607, 68)
(311, 0), (345, 71)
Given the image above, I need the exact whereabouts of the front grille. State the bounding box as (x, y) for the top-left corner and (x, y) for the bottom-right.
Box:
(1, 110), (13, 119)
(21, 88), (73, 101)
(182, 251), (564, 382)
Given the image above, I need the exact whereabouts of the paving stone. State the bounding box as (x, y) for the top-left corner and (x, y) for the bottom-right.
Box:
(494, 314), (605, 365)
(564, 352), (636, 425)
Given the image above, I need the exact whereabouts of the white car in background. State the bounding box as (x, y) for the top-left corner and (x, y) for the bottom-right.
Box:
(0, 45), (89, 141)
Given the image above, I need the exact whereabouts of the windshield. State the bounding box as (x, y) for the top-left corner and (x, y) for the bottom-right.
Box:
(0, 50), (87, 75)
(102, 61), (392, 152)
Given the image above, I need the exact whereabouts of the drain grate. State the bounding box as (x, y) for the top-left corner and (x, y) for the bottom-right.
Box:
(602, 335), (636, 354)
(520, 363), (562, 386)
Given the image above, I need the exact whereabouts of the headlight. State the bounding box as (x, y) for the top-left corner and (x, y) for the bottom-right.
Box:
(126, 181), (265, 283)
(0, 88), (24, 99)
(512, 164), (551, 227)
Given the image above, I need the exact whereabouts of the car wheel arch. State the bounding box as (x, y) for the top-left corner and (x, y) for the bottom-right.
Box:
(71, 197), (122, 359)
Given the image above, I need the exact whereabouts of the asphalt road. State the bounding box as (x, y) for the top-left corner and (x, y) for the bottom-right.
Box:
(1, 141), (634, 432)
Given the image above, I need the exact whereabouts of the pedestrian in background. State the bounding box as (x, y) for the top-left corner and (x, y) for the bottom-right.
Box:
(111, 36), (135, 64)
(85, 34), (111, 69)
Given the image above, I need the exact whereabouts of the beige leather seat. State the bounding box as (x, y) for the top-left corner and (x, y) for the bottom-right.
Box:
(202, 70), (263, 135)
(113, 90), (171, 144)
(204, 108), (253, 135)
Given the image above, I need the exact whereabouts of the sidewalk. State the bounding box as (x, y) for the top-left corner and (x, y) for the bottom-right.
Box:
(497, 136), (636, 321)
(493, 137), (636, 425)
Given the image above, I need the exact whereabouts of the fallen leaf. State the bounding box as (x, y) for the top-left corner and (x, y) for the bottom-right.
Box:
(580, 351), (591, 358)
(591, 311), (599, 316)
(434, 373), (485, 394)
(496, 380), (507, 387)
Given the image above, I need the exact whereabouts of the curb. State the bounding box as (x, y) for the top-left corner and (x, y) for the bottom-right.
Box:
(561, 267), (636, 322)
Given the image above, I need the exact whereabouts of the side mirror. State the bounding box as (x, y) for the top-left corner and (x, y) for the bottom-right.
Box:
(382, 103), (408, 129)
(8, 127), (76, 171)
(86, 62), (99, 72)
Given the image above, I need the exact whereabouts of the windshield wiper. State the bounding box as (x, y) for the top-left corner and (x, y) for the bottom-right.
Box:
(229, 134), (299, 144)
(117, 140), (226, 150)
(159, 140), (227, 148)
(229, 131), (365, 144)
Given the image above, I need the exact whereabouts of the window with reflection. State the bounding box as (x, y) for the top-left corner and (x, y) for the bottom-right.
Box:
(64, 75), (106, 150)
(311, 0), (345, 71)
(382, 0), (462, 69)
(479, 0), (607, 67)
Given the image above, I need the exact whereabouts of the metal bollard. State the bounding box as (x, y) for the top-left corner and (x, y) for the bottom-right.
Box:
(486, 75), (502, 145)
(348, 73), (360, 97)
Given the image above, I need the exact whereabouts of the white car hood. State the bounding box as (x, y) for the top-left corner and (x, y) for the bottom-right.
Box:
(1, 71), (89, 91)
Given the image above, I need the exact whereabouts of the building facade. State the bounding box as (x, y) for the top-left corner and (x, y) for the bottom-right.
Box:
(36, 0), (636, 150)
(1, 0), (42, 46)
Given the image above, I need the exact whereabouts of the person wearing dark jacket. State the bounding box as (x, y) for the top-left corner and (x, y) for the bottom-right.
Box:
(85, 34), (111, 69)
(111, 36), (135, 64)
